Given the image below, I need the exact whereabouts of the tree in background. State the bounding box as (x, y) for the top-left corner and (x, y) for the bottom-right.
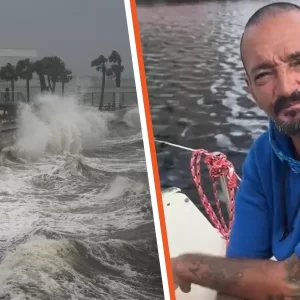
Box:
(42, 56), (65, 93)
(0, 56), (73, 106)
(59, 66), (72, 96)
(30, 56), (72, 95)
(106, 50), (124, 108)
(16, 58), (35, 103)
(34, 59), (48, 92)
(91, 55), (108, 110)
(0, 63), (18, 102)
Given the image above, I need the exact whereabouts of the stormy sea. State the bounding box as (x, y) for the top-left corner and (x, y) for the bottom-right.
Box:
(0, 93), (163, 300)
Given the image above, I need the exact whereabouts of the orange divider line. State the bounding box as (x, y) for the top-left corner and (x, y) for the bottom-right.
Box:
(129, 1), (176, 299)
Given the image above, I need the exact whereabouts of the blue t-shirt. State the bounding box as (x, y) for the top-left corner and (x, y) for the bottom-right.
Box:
(227, 120), (300, 260)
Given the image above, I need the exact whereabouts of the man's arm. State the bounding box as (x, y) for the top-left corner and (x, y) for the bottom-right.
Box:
(216, 294), (243, 300)
(173, 253), (300, 300)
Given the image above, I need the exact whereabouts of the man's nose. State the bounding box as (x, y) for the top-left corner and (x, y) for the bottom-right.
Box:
(276, 68), (299, 97)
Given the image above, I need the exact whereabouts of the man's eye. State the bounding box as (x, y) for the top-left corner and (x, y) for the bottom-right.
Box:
(255, 72), (270, 80)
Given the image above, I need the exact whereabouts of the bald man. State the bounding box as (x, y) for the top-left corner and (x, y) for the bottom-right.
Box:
(171, 2), (300, 300)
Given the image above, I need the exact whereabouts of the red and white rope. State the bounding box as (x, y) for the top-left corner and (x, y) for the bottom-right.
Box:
(155, 139), (240, 244)
(190, 149), (239, 245)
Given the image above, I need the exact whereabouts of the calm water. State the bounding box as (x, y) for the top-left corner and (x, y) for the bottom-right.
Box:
(137, 0), (277, 209)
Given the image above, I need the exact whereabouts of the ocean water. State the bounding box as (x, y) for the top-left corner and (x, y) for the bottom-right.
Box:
(137, 0), (275, 209)
(0, 93), (163, 299)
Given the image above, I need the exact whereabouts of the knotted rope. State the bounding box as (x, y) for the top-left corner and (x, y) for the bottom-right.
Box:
(155, 140), (240, 244)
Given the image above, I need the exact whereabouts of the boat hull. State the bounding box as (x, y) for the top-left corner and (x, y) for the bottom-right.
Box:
(162, 187), (226, 300)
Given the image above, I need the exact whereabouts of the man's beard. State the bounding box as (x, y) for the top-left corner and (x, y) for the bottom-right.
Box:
(272, 90), (300, 137)
(274, 119), (300, 137)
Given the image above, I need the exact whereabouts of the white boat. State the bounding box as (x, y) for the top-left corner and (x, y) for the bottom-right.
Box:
(159, 141), (240, 300)
(162, 187), (226, 300)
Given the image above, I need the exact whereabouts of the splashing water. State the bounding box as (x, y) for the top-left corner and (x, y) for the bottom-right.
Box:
(0, 93), (163, 299)
(4, 93), (110, 161)
(123, 107), (141, 129)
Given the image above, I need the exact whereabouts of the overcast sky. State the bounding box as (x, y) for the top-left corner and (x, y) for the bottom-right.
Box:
(0, 0), (133, 77)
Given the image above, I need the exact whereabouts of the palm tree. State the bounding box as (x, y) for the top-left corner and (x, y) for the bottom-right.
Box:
(91, 55), (108, 110)
(106, 50), (125, 109)
(34, 59), (48, 92)
(43, 56), (65, 93)
(0, 63), (18, 102)
(16, 58), (34, 103)
(59, 66), (72, 96)
(34, 57), (71, 95)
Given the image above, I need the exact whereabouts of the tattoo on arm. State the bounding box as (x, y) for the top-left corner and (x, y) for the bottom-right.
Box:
(279, 253), (300, 299)
(216, 292), (245, 299)
(284, 254), (300, 286)
(185, 253), (264, 295)
(178, 253), (300, 300)
(262, 254), (300, 299)
(176, 252), (300, 299)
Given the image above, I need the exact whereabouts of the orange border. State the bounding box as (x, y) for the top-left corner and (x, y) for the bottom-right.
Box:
(129, 1), (176, 300)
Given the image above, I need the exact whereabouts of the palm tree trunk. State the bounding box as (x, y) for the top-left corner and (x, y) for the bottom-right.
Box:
(115, 73), (121, 109)
(99, 69), (106, 111)
(11, 80), (14, 102)
(47, 76), (54, 93)
(62, 82), (65, 96)
(26, 79), (30, 103)
(38, 74), (47, 92)
(115, 87), (120, 109)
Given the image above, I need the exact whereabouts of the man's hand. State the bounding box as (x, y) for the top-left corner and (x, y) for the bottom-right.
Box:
(172, 256), (192, 293)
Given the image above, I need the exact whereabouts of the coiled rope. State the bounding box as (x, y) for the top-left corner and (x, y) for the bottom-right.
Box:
(155, 139), (241, 244)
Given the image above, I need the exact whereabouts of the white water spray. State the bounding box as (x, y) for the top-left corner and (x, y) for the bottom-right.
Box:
(4, 93), (110, 161)
(123, 107), (141, 128)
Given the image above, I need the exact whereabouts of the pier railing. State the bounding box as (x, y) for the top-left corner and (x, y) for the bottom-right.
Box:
(81, 91), (137, 110)
(0, 90), (137, 108)
(0, 91), (27, 104)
